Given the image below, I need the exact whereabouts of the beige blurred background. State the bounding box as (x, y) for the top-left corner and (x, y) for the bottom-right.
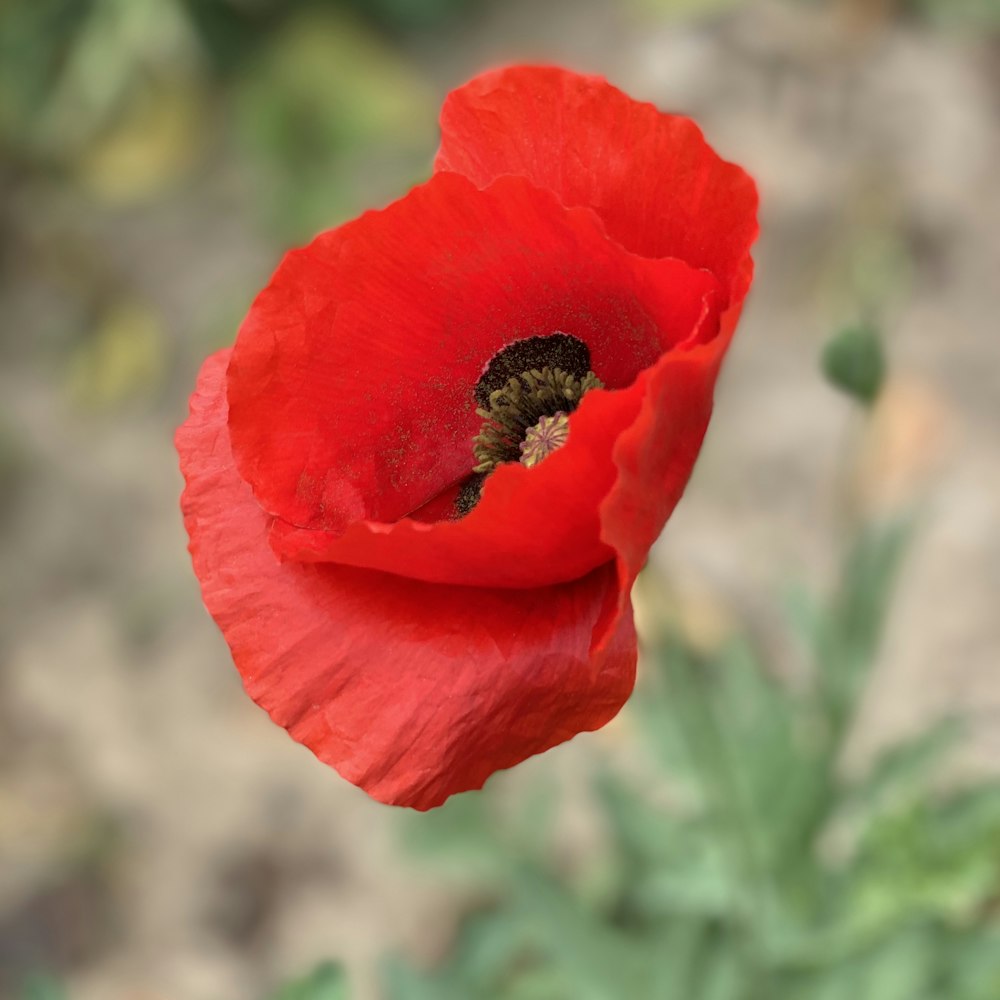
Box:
(1, 0), (998, 997)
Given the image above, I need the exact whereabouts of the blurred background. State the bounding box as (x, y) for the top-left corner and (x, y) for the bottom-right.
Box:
(1, 0), (999, 998)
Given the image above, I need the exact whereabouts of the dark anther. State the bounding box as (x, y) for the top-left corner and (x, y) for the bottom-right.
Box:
(454, 474), (485, 517)
(474, 333), (591, 408)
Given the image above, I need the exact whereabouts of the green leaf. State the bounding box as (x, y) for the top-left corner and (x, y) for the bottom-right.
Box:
(944, 927), (1000, 999)
(19, 973), (66, 1000)
(848, 785), (1000, 929)
(822, 324), (886, 406)
(819, 520), (912, 732)
(444, 906), (543, 992)
(381, 956), (458, 1000)
(397, 786), (509, 877)
(860, 925), (935, 1000)
(697, 941), (744, 1000)
(269, 962), (350, 1000)
(646, 921), (716, 1000)
(633, 856), (740, 919)
(840, 718), (961, 823)
(505, 867), (652, 1000)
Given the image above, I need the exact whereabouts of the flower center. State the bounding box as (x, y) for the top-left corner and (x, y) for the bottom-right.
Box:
(454, 333), (603, 517)
(473, 333), (592, 408)
(520, 412), (570, 467)
(472, 366), (603, 474)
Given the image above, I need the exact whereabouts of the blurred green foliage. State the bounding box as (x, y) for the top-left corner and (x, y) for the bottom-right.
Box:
(902, 0), (1000, 27)
(635, 0), (748, 18)
(269, 961), (351, 1000)
(17, 974), (66, 1000)
(231, 8), (435, 238)
(372, 517), (1000, 1000)
(0, 0), (201, 167)
(0, 0), (461, 169)
(789, 0), (1000, 26)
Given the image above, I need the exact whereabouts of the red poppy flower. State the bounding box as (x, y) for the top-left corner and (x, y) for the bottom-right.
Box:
(177, 65), (758, 810)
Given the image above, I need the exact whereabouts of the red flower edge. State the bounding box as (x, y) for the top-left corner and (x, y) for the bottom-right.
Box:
(436, 64), (757, 309)
(227, 172), (724, 589)
(179, 351), (638, 810)
(177, 65), (758, 809)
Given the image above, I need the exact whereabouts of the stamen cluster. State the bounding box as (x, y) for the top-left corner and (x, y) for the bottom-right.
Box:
(472, 366), (603, 474)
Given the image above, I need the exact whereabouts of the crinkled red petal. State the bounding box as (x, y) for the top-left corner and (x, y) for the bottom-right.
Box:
(268, 256), (722, 588)
(178, 350), (638, 810)
(436, 64), (759, 307)
(596, 324), (736, 650)
(228, 169), (722, 588)
(227, 172), (706, 543)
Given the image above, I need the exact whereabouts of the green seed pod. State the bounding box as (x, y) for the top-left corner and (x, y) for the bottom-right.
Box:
(822, 324), (887, 406)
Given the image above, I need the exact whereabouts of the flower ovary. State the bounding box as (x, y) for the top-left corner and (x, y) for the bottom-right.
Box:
(472, 366), (603, 475)
(520, 412), (570, 468)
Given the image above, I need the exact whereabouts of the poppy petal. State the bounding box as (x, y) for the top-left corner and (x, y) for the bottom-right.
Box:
(226, 171), (685, 538)
(227, 169), (722, 588)
(179, 350), (638, 810)
(268, 257), (722, 588)
(436, 64), (759, 306)
(595, 329), (733, 648)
